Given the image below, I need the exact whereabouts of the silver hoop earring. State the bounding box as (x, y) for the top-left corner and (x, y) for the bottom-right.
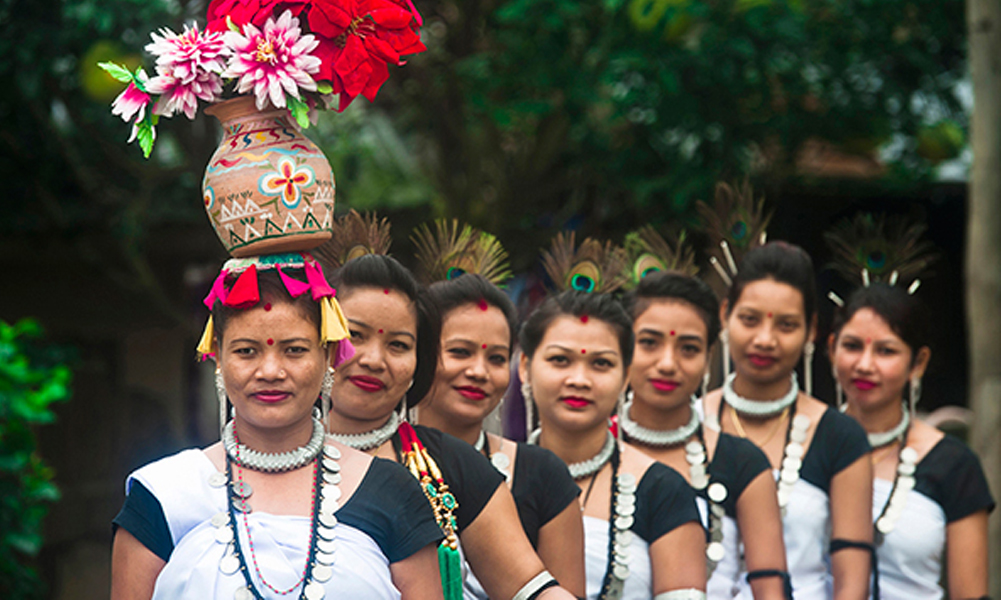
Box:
(909, 377), (922, 416)
(521, 380), (534, 439)
(215, 369), (228, 437)
(803, 341), (815, 396)
(321, 367), (334, 429)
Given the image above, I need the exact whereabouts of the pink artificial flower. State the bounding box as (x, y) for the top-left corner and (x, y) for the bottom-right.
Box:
(147, 71), (225, 119)
(223, 9), (321, 110)
(143, 23), (229, 118)
(110, 82), (151, 123)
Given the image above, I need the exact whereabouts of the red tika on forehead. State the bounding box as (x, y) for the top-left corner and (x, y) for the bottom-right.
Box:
(580, 315), (589, 323)
(478, 299), (489, 311)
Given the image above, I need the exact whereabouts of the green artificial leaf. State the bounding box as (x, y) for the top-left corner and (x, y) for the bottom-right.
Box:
(98, 61), (133, 83)
(135, 118), (156, 158)
(287, 95), (310, 129)
(227, 16), (241, 32)
(316, 81), (333, 95)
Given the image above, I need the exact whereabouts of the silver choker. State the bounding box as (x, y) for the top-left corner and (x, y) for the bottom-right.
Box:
(619, 396), (700, 447)
(530, 428), (617, 480)
(223, 418), (326, 473)
(328, 411), (401, 451)
(722, 372), (799, 417)
(867, 407), (911, 448)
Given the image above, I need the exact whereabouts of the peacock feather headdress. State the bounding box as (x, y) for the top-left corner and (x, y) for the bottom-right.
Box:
(541, 231), (629, 294)
(313, 210), (392, 271)
(411, 219), (512, 285)
(695, 180), (773, 286)
(623, 226), (698, 289)
(823, 212), (936, 291)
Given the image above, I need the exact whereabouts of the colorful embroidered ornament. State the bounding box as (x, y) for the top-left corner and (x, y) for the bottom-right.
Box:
(196, 252), (353, 366)
(398, 423), (462, 600)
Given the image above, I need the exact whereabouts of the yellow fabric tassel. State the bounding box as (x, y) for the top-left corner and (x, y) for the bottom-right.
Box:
(320, 296), (351, 344)
(196, 316), (215, 358)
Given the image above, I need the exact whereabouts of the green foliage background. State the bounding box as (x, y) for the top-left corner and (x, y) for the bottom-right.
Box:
(0, 320), (72, 599)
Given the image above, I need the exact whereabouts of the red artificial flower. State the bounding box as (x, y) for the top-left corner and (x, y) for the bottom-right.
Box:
(306, 0), (423, 110)
(206, 0), (308, 32)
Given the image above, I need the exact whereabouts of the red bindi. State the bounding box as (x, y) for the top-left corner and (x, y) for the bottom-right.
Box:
(263, 302), (272, 311)
(767, 312), (773, 318)
(266, 338), (274, 346)
(477, 299), (489, 311)
(383, 289), (390, 295)
(866, 337), (872, 345)
(378, 329), (384, 334)
(581, 349), (587, 354)
(670, 330), (676, 336)
(580, 315), (589, 324)
(482, 343), (488, 349)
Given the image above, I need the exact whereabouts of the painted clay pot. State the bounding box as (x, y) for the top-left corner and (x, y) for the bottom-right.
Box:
(202, 96), (334, 257)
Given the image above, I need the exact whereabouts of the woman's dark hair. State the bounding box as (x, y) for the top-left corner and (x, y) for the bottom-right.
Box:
(519, 291), (634, 369)
(330, 254), (440, 406)
(426, 275), (518, 355)
(830, 283), (930, 363)
(727, 241), (817, 322)
(212, 268), (320, 338)
(623, 271), (721, 344)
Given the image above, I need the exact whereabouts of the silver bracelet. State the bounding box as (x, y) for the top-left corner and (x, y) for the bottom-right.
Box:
(653, 589), (706, 600)
(511, 570), (557, 600)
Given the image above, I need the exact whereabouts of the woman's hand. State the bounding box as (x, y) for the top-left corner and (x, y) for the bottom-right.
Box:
(391, 543), (445, 600)
(737, 470), (789, 600)
(829, 454), (873, 600)
(110, 528), (165, 600)
(650, 521), (707, 595)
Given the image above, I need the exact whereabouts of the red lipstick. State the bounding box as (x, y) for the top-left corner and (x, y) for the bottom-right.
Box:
(253, 390), (291, 403)
(455, 386), (487, 400)
(852, 379), (877, 391)
(349, 376), (386, 393)
(562, 396), (590, 409)
(650, 379), (680, 393)
(747, 354), (777, 368)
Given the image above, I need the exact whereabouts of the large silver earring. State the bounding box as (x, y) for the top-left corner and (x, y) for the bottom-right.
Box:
(803, 341), (815, 396)
(215, 369), (228, 437)
(521, 380), (534, 439)
(615, 390), (628, 444)
(320, 367), (334, 429)
(909, 377), (921, 417)
(833, 367), (845, 412)
(720, 329), (730, 377)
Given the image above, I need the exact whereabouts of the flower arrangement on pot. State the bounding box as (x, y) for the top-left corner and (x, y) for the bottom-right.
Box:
(98, 0), (424, 257)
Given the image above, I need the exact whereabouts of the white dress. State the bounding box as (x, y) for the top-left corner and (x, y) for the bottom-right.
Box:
(582, 462), (700, 600)
(116, 449), (442, 599)
(870, 436), (994, 600)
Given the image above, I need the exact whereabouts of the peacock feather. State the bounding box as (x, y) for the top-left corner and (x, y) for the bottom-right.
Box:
(823, 212), (936, 286)
(695, 181), (773, 280)
(313, 210), (392, 271)
(623, 226), (698, 289)
(411, 219), (512, 285)
(541, 231), (629, 294)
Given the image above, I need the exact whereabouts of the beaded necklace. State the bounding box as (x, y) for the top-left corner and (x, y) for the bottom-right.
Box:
(476, 431), (511, 480)
(872, 412), (917, 542)
(216, 437), (342, 600)
(328, 411), (401, 451)
(597, 445), (633, 600)
(619, 403), (728, 575)
(529, 428), (617, 479)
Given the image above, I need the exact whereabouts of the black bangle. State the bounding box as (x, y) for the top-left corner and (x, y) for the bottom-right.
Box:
(829, 538), (879, 600)
(526, 579), (559, 600)
(746, 569), (793, 600)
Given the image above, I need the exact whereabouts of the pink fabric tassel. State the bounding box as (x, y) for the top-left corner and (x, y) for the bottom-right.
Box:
(278, 267), (311, 298)
(224, 265), (260, 308)
(203, 270), (230, 309)
(332, 339), (356, 368)
(305, 261), (335, 300)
